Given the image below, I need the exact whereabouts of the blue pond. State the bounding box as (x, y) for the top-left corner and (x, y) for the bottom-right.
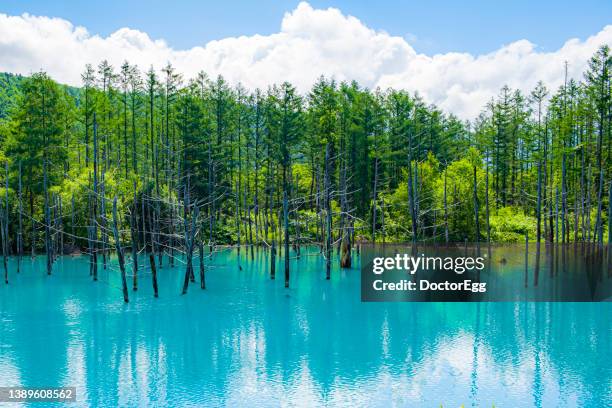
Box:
(0, 247), (610, 407)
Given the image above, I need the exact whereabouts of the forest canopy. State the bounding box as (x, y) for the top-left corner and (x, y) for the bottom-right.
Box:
(0, 45), (609, 266)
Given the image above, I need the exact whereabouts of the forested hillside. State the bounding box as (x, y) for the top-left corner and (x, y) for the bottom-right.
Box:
(0, 46), (609, 287)
(0, 72), (80, 119)
(0, 72), (25, 119)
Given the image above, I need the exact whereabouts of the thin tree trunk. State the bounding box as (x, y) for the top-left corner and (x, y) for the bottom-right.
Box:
(17, 161), (23, 273)
(111, 197), (129, 303)
(43, 154), (52, 275)
(131, 181), (139, 291)
(283, 189), (290, 288)
(92, 114), (99, 281)
(473, 166), (480, 249)
(444, 168), (449, 244)
(149, 253), (158, 298)
(485, 161), (491, 246)
(199, 239), (206, 289)
(325, 144), (332, 279)
(372, 156), (379, 243)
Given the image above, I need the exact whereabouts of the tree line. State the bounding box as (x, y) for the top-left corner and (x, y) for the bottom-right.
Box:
(0, 46), (609, 296)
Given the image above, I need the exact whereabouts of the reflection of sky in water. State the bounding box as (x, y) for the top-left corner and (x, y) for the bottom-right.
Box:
(0, 249), (609, 407)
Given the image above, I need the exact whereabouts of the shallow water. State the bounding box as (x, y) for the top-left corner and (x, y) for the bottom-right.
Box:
(0, 247), (610, 407)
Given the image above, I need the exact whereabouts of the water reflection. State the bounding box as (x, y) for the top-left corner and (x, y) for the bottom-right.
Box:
(0, 248), (610, 407)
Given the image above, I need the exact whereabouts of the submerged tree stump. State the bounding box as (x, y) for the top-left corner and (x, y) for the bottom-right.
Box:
(149, 253), (158, 298)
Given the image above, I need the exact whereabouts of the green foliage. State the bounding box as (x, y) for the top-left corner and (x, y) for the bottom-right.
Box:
(0, 72), (25, 120)
(0, 46), (610, 250)
(489, 207), (536, 242)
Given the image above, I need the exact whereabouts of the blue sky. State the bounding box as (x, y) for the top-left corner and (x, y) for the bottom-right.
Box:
(1, 0), (611, 55)
(1, 1), (610, 119)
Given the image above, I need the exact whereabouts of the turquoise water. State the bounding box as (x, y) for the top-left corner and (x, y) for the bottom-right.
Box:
(0, 248), (610, 407)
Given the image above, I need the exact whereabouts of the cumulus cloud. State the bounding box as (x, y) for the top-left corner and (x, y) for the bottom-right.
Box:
(0, 2), (610, 119)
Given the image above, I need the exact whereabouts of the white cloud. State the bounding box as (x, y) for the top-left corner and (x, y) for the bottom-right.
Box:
(0, 2), (610, 119)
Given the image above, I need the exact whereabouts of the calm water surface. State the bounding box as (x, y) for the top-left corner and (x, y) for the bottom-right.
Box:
(0, 247), (610, 407)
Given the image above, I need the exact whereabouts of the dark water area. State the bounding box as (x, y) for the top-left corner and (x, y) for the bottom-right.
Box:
(0, 246), (610, 407)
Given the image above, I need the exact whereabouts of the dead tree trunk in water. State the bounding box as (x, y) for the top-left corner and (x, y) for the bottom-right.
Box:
(270, 240), (276, 280)
(58, 195), (63, 256)
(131, 181), (139, 291)
(246, 188), (254, 261)
(536, 158), (542, 243)
(71, 194), (75, 248)
(17, 161), (23, 273)
(0, 213), (6, 284)
(325, 144), (332, 279)
(149, 253), (158, 298)
(199, 239), (206, 289)
(485, 161), (491, 246)
(182, 203), (198, 295)
(92, 113), (99, 281)
(339, 148), (351, 269)
(283, 189), (290, 288)
(111, 197), (129, 303)
(156, 200), (162, 267)
(555, 187), (560, 244)
(43, 156), (52, 275)
(371, 156), (379, 243)
(292, 172), (301, 258)
(561, 151), (567, 243)
(1, 216), (6, 284)
(208, 137), (214, 256)
(594, 168), (605, 246)
(101, 170), (107, 270)
(3, 162), (9, 283)
(29, 190), (34, 258)
(608, 181), (612, 249)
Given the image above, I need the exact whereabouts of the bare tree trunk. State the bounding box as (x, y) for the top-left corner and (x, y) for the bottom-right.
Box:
(17, 161), (23, 273)
(340, 151), (351, 269)
(407, 146), (417, 244)
(149, 253), (158, 298)
(325, 144), (332, 280)
(58, 195), (63, 255)
(562, 152), (567, 243)
(208, 139), (215, 256)
(182, 188), (198, 294)
(595, 167), (605, 246)
(473, 166), (480, 250)
(111, 197), (129, 303)
(131, 181), (139, 291)
(4, 162), (9, 281)
(608, 181), (612, 249)
(199, 239), (206, 289)
(92, 114), (99, 281)
(536, 160), (542, 243)
(580, 143), (586, 241)
(444, 168), (449, 244)
(485, 161), (491, 246)
(372, 156), (379, 243)
(44, 154), (52, 275)
(555, 187), (560, 244)
(101, 169), (107, 270)
(246, 187), (254, 261)
(283, 189), (290, 288)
